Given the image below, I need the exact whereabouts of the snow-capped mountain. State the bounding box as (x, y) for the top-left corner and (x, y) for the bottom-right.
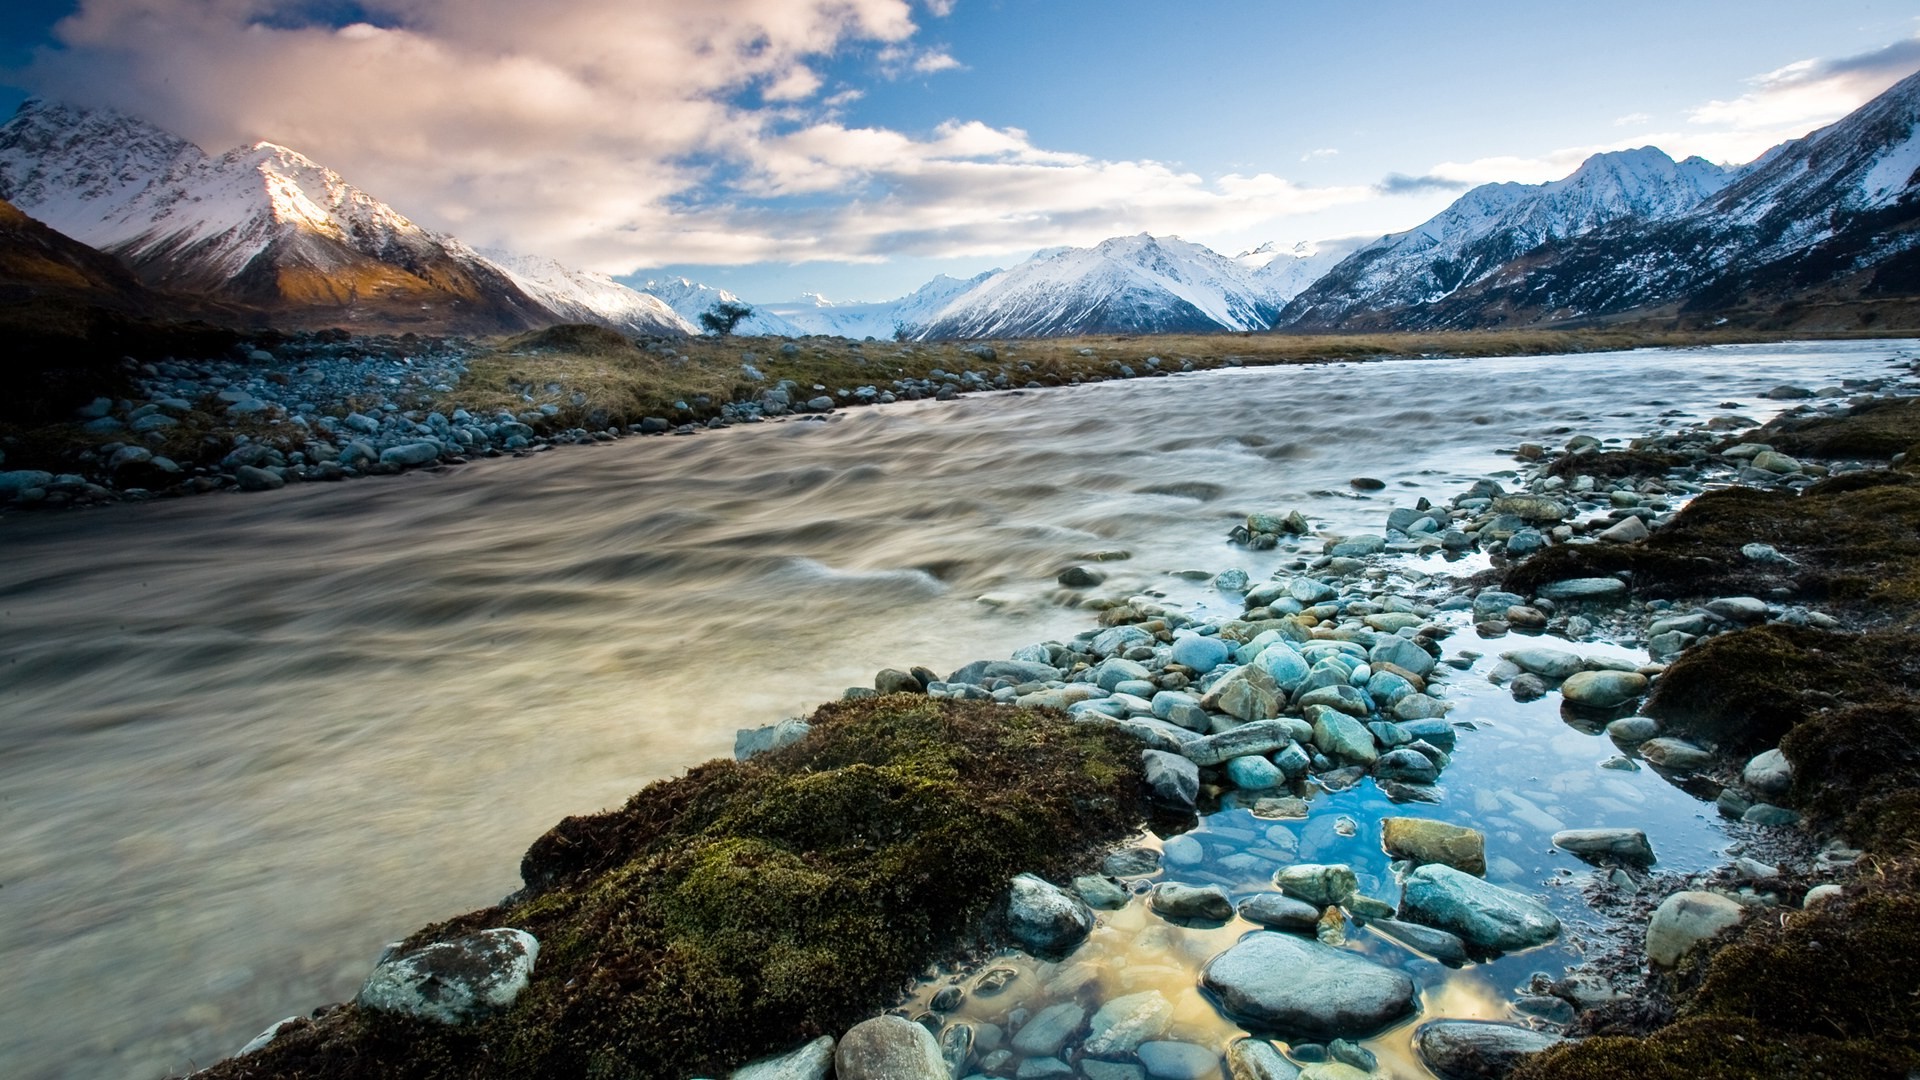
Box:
(0, 99), (689, 335)
(1283, 147), (1733, 328)
(911, 233), (1285, 339)
(484, 250), (695, 336)
(1242, 240), (1355, 304)
(639, 276), (806, 337)
(761, 271), (1000, 339)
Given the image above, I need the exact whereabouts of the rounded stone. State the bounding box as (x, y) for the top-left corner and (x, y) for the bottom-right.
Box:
(1172, 634), (1232, 674)
(1200, 932), (1418, 1040)
(1560, 670), (1648, 708)
(356, 928), (539, 1025)
(1414, 1021), (1569, 1080)
(1398, 864), (1560, 954)
(835, 1015), (947, 1080)
(1646, 890), (1744, 967)
(1150, 882), (1234, 922)
(1007, 874), (1094, 955)
(1381, 818), (1486, 876)
(1552, 827), (1657, 867)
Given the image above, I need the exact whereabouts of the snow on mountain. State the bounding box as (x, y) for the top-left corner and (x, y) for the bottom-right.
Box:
(1246, 240), (1353, 304)
(1284, 147), (1733, 327)
(761, 270), (1000, 339)
(912, 233), (1284, 339)
(639, 276), (806, 337)
(483, 250), (694, 336)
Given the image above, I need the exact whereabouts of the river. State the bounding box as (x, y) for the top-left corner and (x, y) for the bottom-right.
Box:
(0, 340), (1911, 1079)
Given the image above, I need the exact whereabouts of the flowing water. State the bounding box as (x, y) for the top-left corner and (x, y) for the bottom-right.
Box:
(0, 340), (1913, 1080)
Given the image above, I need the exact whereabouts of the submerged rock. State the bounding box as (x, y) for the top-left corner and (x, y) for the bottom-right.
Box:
(1227, 1038), (1303, 1080)
(1367, 918), (1470, 967)
(836, 1016), (946, 1080)
(1011, 1001), (1087, 1056)
(1274, 863), (1358, 907)
(1138, 1041), (1221, 1080)
(1382, 818), (1486, 875)
(1398, 864), (1560, 954)
(356, 928), (539, 1025)
(1238, 892), (1323, 932)
(1200, 932), (1418, 1040)
(1083, 990), (1175, 1056)
(1150, 882), (1234, 922)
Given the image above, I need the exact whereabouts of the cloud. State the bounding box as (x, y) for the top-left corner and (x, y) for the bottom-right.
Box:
(1375, 172), (1472, 195)
(1613, 112), (1651, 127)
(1300, 147), (1338, 161)
(1690, 35), (1920, 131)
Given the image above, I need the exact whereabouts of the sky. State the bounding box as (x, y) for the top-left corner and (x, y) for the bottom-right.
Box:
(3, 1), (1920, 303)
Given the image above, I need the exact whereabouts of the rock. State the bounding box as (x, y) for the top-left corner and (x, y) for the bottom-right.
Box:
(1083, 990), (1175, 1056)
(1552, 828), (1656, 867)
(1804, 884), (1844, 908)
(1187, 719), (1298, 766)
(1646, 890), (1745, 966)
(1010, 1001), (1087, 1056)
(1058, 565), (1107, 588)
(1503, 648), (1585, 680)
(1298, 684), (1370, 718)
(1161, 834), (1204, 867)
(1742, 748), (1793, 797)
(1373, 748), (1439, 784)
(1381, 818), (1486, 875)
(733, 718), (811, 759)
(1227, 754), (1284, 790)
(1399, 864), (1560, 954)
(1104, 847), (1162, 877)
(1367, 919), (1470, 967)
(1414, 1021), (1569, 1080)
(733, 1035), (836, 1080)
(836, 1016), (947, 1080)
(1535, 577), (1628, 602)
(1491, 494), (1570, 522)
(1172, 634), (1232, 674)
(1310, 708), (1378, 767)
(1150, 882), (1234, 922)
(1705, 596), (1769, 623)
(236, 1017), (303, 1057)
(356, 928), (539, 1024)
(1206, 664), (1284, 723)
(1085, 1063), (1148, 1080)
(1142, 749), (1200, 808)
(1274, 863), (1357, 907)
(1370, 636), (1436, 679)
(1090, 625), (1156, 658)
(1639, 737), (1712, 771)
(1606, 716), (1660, 743)
(1298, 1066), (1370, 1080)
(1137, 1041), (1220, 1080)
(1350, 476), (1387, 491)
(875, 668), (924, 694)
(1074, 875), (1130, 910)
(234, 465), (286, 491)
(1007, 874), (1093, 955)
(1743, 803), (1801, 826)
(379, 441), (443, 467)
(805, 396), (835, 412)
(1597, 516), (1651, 543)
(1751, 450), (1802, 474)
(1559, 670), (1648, 708)
(1238, 893), (1323, 932)
(1200, 932), (1418, 1040)
(1227, 1038), (1303, 1080)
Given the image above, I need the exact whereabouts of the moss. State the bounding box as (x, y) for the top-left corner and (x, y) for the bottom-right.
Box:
(194, 696), (1146, 1080)
(1642, 625), (1879, 755)
(1511, 1017), (1916, 1080)
(1783, 697), (1920, 849)
(1760, 395), (1920, 460)
(1542, 449), (1688, 480)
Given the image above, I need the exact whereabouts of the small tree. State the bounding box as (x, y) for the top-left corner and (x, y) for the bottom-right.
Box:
(699, 300), (754, 336)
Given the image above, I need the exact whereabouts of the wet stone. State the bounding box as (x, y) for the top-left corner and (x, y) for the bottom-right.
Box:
(1414, 1021), (1569, 1080)
(1150, 882), (1234, 922)
(1007, 874), (1093, 956)
(1646, 890), (1744, 967)
(1639, 737), (1712, 771)
(1367, 918), (1469, 967)
(1083, 990), (1175, 1056)
(1010, 1001), (1087, 1057)
(1226, 1039), (1302, 1080)
(1381, 818), (1486, 876)
(1552, 827), (1656, 867)
(1559, 669), (1648, 708)
(1200, 932), (1418, 1041)
(1398, 864), (1560, 954)
(836, 1016), (947, 1080)
(1103, 847), (1162, 878)
(733, 1035), (837, 1080)
(1274, 863), (1358, 907)
(1138, 1041), (1221, 1080)
(356, 928), (538, 1025)
(1238, 893), (1323, 932)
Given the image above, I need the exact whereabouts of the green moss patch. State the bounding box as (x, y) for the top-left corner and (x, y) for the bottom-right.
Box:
(197, 696), (1146, 1080)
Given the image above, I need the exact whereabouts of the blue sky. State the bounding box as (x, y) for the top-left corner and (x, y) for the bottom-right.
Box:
(5, 1), (1920, 302)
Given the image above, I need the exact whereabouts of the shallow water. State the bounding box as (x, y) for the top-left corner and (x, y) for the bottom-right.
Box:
(0, 340), (1912, 1079)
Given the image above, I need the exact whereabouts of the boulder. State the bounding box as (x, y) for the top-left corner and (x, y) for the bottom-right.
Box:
(1551, 828), (1656, 867)
(733, 1035), (836, 1080)
(1414, 1021), (1570, 1080)
(1200, 932), (1418, 1040)
(1141, 750), (1200, 808)
(1149, 882), (1234, 922)
(1398, 864), (1560, 954)
(1560, 670), (1648, 708)
(1007, 874), (1093, 955)
(1646, 890), (1744, 967)
(835, 1016), (946, 1080)
(1381, 818), (1486, 875)
(356, 928), (539, 1024)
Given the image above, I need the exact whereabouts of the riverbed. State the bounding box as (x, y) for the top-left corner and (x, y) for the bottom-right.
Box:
(0, 340), (1911, 1080)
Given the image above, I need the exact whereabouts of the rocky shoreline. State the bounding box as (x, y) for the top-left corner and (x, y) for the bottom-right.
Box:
(183, 356), (1920, 1080)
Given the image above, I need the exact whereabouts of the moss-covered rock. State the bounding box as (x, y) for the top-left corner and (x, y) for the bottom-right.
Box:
(195, 696), (1147, 1080)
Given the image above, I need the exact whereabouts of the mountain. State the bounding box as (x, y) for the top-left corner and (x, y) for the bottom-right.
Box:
(0, 194), (154, 310)
(1282, 147), (1733, 328)
(484, 250), (695, 336)
(911, 233), (1284, 339)
(760, 271), (1000, 339)
(0, 100), (688, 336)
(1240, 240), (1355, 304)
(639, 276), (806, 336)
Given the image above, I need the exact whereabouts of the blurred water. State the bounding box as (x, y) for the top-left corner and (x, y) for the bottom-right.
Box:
(0, 340), (1911, 1079)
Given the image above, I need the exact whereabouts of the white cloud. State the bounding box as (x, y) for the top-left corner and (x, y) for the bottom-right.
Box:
(1301, 147), (1339, 161)
(1613, 112), (1651, 127)
(1690, 36), (1920, 132)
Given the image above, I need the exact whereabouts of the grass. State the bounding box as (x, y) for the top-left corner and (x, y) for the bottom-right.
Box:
(191, 695), (1147, 1080)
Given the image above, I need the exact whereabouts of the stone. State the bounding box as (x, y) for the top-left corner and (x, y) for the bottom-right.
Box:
(1227, 754), (1284, 790)
(733, 1035), (836, 1080)
(1369, 636), (1436, 679)
(1142, 750), (1200, 809)
(1058, 565), (1107, 588)
(1238, 892), (1323, 932)
(1751, 450), (1802, 474)
(1646, 890), (1745, 967)
(733, 718), (811, 759)
(236, 1017), (302, 1057)
(1705, 596), (1769, 623)
(1414, 1021), (1569, 1080)
(1204, 665), (1283, 723)
(356, 928), (539, 1024)
(1373, 748), (1438, 784)
(1367, 919), (1470, 967)
(1274, 863), (1358, 907)
(1298, 684), (1370, 717)
(1552, 828), (1657, 867)
(1187, 719), (1298, 767)
(1535, 577), (1628, 602)
(234, 464), (285, 491)
(1251, 644), (1313, 693)
(1007, 874), (1093, 955)
(1103, 848), (1162, 877)
(1491, 494), (1570, 523)
(1074, 875), (1131, 910)
(1298, 1066), (1370, 1080)
(1010, 1001), (1087, 1056)
(1743, 803), (1802, 826)
(1502, 648), (1585, 680)
(1090, 625), (1156, 658)
(1091, 657), (1154, 692)
(1172, 634), (1232, 674)
(379, 441), (443, 467)
(1083, 991), (1175, 1056)
(1200, 932), (1418, 1040)
(1559, 670), (1647, 708)
(1150, 882), (1234, 922)
(1398, 864), (1560, 954)
(1310, 709), (1378, 767)
(1381, 818), (1486, 875)
(1605, 716), (1660, 743)
(1639, 737), (1712, 771)
(1086, 1064), (1148, 1080)
(1137, 1041), (1220, 1080)
(875, 668), (924, 694)
(1742, 748), (1793, 797)
(1598, 515), (1651, 543)
(1161, 834), (1204, 867)
(1227, 1038), (1302, 1080)
(836, 1016), (947, 1080)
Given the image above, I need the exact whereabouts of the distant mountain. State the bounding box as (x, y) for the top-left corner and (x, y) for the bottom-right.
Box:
(911, 233), (1286, 339)
(761, 271), (999, 339)
(0, 195), (154, 310)
(0, 100), (688, 336)
(1282, 147), (1733, 328)
(639, 276), (806, 336)
(485, 250), (695, 336)
(1240, 240), (1357, 304)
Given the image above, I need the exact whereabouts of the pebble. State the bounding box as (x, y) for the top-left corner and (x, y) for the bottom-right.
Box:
(1149, 882), (1234, 922)
(1414, 1021), (1569, 1080)
(1639, 737), (1713, 771)
(1237, 893), (1323, 932)
(1274, 863), (1357, 907)
(1381, 818), (1486, 875)
(733, 1035), (836, 1080)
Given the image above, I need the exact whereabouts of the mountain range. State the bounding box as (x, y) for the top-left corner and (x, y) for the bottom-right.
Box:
(5, 68), (1920, 343)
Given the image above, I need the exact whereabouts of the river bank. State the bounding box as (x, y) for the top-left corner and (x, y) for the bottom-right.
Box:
(0, 325), (1896, 513)
(183, 349), (1920, 1079)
